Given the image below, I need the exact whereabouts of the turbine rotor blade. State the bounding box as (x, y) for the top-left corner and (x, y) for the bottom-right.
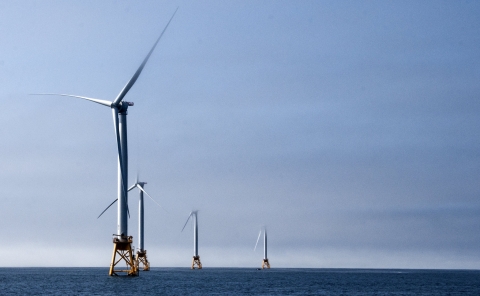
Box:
(112, 7), (178, 106)
(112, 107), (130, 218)
(254, 230), (262, 251)
(97, 198), (118, 219)
(136, 184), (166, 212)
(128, 184), (136, 192)
(181, 212), (193, 232)
(30, 93), (112, 107)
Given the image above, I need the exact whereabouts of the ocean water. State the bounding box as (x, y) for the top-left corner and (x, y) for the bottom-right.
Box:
(0, 268), (479, 295)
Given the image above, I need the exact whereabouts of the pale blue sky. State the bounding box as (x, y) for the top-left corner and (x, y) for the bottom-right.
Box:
(0, 0), (479, 268)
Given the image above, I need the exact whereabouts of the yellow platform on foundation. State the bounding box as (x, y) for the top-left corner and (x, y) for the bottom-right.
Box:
(109, 236), (138, 276)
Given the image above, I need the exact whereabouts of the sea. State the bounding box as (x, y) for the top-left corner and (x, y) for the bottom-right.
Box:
(0, 268), (479, 295)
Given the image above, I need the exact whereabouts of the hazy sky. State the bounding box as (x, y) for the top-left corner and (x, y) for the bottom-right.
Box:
(1, 0), (479, 268)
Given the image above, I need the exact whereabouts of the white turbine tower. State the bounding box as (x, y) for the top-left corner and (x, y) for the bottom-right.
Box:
(254, 227), (270, 269)
(33, 9), (177, 276)
(182, 211), (202, 269)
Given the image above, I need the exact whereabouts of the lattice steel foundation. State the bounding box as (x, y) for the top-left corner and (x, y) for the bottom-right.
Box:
(262, 258), (270, 269)
(191, 255), (202, 269)
(109, 236), (138, 276)
(136, 250), (150, 271)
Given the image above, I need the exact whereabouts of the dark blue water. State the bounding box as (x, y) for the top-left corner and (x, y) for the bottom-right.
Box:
(0, 268), (478, 295)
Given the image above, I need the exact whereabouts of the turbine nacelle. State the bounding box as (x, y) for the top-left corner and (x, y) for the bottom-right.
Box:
(116, 101), (134, 114)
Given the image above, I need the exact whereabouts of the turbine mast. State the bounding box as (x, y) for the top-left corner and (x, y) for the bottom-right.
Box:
(117, 109), (129, 238)
(264, 228), (267, 260)
(261, 227), (270, 269)
(134, 181), (150, 271)
(194, 212), (198, 257)
(138, 183), (145, 251)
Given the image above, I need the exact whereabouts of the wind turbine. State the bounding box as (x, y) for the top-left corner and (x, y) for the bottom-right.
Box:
(254, 227), (270, 269)
(33, 9), (178, 276)
(181, 211), (202, 269)
(127, 175), (164, 271)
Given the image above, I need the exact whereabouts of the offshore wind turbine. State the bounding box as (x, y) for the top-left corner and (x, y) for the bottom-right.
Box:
(33, 9), (177, 276)
(254, 227), (270, 269)
(181, 211), (202, 269)
(128, 175), (163, 271)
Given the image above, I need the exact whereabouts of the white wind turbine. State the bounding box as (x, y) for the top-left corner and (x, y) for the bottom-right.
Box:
(128, 175), (164, 271)
(32, 8), (178, 276)
(181, 211), (202, 269)
(254, 227), (270, 269)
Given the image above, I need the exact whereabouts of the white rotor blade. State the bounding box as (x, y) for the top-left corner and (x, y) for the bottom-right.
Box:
(127, 184), (136, 192)
(111, 107), (122, 165)
(181, 212), (193, 232)
(30, 93), (112, 107)
(112, 7), (178, 106)
(137, 185), (166, 212)
(97, 198), (118, 219)
(254, 230), (262, 251)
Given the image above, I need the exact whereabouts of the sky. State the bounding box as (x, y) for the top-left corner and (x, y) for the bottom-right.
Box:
(0, 0), (479, 269)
